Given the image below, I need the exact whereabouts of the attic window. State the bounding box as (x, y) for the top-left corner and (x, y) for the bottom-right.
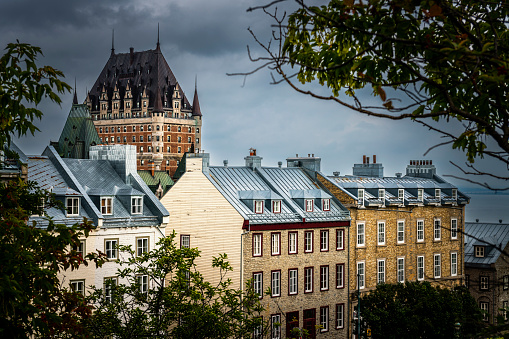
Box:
(452, 189), (458, 200)
(255, 200), (264, 214)
(305, 199), (314, 212)
(322, 199), (330, 211)
(418, 189), (424, 201)
(66, 197), (80, 216)
(379, 189), (385, 201)
(435, 189), (441, 199)
(398, 189), (404, 201)
(272, 200), (281, 214)
(131, 197), (143, 214)
(358, 189), (365, 206)
(475, 246), (485, 258)
(101, 197), (113, 215)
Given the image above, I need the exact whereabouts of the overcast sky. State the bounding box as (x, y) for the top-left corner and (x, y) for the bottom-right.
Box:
(1, 0), (506, 222)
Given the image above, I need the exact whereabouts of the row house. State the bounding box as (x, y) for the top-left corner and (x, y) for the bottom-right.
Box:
(160, 150), (351, 338)
(28, 144), (169, 296)
(465, 221), (509, 324)
(85, 36), (202, 176)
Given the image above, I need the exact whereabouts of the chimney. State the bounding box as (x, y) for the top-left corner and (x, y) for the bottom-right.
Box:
(150, 163), (155, 177)
(366, 157), (370, 164)
(89, 144), (137, 184)
(245, 149), (262, 170)
(333, 171), (340, 176)
(363, 155), (366, 164)
(395, 173), (402, 178)
(223, 160), (228, 167)
(353, 154), (384, 177)
(278, 161), (282, 168)
(373, 155), (377, 164)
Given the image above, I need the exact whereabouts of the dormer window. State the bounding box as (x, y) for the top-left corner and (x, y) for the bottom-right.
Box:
(358, 189), (365, 206)
(398, 189), (404, 201)
(305, 199), (314, 212)
(435, 189), (441, 199)
(475, 246), (485, 258)
(272, 200), (281, 214)
(379, 189), (385, 201)
(418, 189), (424, 201)
(255, 200), (264, 214)
(322, 199), (330, 211)
(101, 197), (113, 215)
(452, 189), (457, 200)
(66, 197), (80, 216)
(131, 197), (143, 214)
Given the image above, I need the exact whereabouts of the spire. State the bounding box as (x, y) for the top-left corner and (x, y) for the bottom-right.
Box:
(111, 29), (115, 57)
(153, 86), (164, 113)
(192, 75), (202, 117)
(156, 23), (161, 52)
(73, 78), (78, 105)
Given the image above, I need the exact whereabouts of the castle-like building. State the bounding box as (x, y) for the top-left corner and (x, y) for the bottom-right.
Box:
(85, 37), (202, 176)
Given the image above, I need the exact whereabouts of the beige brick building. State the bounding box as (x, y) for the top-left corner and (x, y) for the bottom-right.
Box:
(161, 151), (351, 338)
(312, 156), (469, 337)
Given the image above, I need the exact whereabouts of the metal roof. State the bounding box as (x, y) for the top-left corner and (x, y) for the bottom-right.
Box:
(465, 222), (509, 267)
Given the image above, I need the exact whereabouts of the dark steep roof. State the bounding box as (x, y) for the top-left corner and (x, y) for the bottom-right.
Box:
(192, 83), (202, 117)
(88, 46), (191, 111)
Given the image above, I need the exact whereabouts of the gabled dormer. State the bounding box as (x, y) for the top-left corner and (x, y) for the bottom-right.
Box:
(239, 190), (282, 215)
(51, 187), (83, 217)
(289, 189), (331, 213)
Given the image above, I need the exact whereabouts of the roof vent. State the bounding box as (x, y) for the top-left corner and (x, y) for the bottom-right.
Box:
(223, 160), (228, 167)
(333, 171), (340, 176)
(476, 219), (479, 222)
(395, 173), (402, 178)
(278, 161), (282, 168)
(500, 219), (503, 224)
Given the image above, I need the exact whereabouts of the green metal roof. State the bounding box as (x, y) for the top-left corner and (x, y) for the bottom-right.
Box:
(138, 170), (174, 195)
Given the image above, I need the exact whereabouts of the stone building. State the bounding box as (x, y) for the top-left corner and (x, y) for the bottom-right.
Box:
(28, 144), (169, 296)
(160, 150), (351, 338)
(85, 36), (202, 176)
(313, 155), (469, 336)
(465, 221), (509, 324)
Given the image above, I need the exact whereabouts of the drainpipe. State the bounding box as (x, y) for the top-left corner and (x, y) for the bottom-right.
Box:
(240, 224), (250, 293)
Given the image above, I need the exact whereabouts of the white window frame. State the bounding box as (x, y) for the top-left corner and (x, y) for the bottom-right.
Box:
(105, 239), (118, 259)
(451, 218), (458, 239)
(417, 255), (425, 281)
(320, 306), (329, 332)
(289, 269), (298, 295)
(397, 220), (405, 244)
(358, 189), (365, 206)
(180, 235), (190, 249)
(336, 229), (344, 250)
(357, 222), (365, 247)
(379, 188), (385, 203)
(288, 232), (297, 254)
(138, 275), (148, 294)
(304, 267), (313, 293)
(271, 233), (280, 256)
(435, 188), (441, 199)
(377, 259), (385, 284)
(504, 301), (508, 321)
(304, 231), (313, 253)
(336, 304), (344, 329)
(398, 189), (404, 201)
(72, 240), (85, 258)
(417, 220), (425, 242)
(101, 197), (113, 215)
(480, 276), (489, 290)
(451, 252), (458, 276)
(253, 234), (262, 257)
(320, 230), (329, 251)
(66, 197), (80, 216)
(480, 302), (489, 321)
(70, 280), (85, 295)
(271, 314), (281, 339)
(305, 199), (314, 212)
(452, 189), (458, 200)
(378, 221), (386, 246)
(397, 257), (405, 283)
(434, 219), (441, 241)
(357, 262), (365, 289)
(336, 263), (344, 289)
(272, 200), (281, 213)
(418, 188), (424, 201)
(320, 265), (329, 291)
(322, 198), (330, 211)
(254, 200), (264, 214)
(271, 270), (281, 297)
(131, 196), (143, 214)
(434, 254), (441, 278)
(137, 237), (149, 256)
(253, 272), (263, 298)
(104, 277), (118, 303)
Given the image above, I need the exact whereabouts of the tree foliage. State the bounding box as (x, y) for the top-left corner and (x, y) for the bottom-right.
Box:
(239, 0), (509, 189)
(0, 41), (71, 147)
(358, 281), (483, 338)
(86, 231), (265, 339)
(0, 180), (103, 338)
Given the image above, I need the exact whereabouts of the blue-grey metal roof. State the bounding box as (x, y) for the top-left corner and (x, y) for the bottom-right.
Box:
(207, 165), (349, 224)
(465, 222), (509, 267)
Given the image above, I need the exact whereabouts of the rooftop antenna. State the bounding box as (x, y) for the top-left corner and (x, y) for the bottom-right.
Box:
(195, 74), (197, 91)
(111, 29), (115, 56)
(156, 23), (160, 51)
(72, 78), (78, 105)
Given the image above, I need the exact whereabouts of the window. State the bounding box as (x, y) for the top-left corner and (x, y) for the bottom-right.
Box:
(379, 188), (385, 203)
(101, 197), (113, 215)
(336, 304), (344, 329)
(288, 232), (297, 254)
(504, 301), (508, 321)
(434, 219), (441, 241)
(434, 254), (441, 278)
(72, 240), (85, 258)
(320, 306), (329, 332)
(70, 280), (85, 295)
(253, 233), (262, 256)
(397, 257), (405, 283)
(253, 317), (263, 339)
(304, 231), (313, 253)
(320, 230), (329, 251)
(305, 199), (314, 212)
(132, 136), (136, 142)
(178, 136), (181, 143)
(140, 146), (144, 152)
(398, 189), (404, 201)
(180, 235), (190, 249)
(320, 265), (329, 291)
(452, 189), (458, 200)
(104, 277), (117, 303)
(322, 198), (330, 211)
(451, 252), (457, 276)
(480, 276), (489, 290)
(105, 239), (118, 259)
(357, 262), (365, 289)
(147, 146), (151, 152)
(148, 135), (151, 142)
(417, 256), (424, 281)
(397, 220), (405, 243)
(377, 259), (385, 284)
(475, 246), (485, 258)
(286, 311), (299, 338)
(480, 302), (489, 322)
(304, 267), (313, 293)
(140, 126), (144, 131)
(66, 197), (79, 216)
(451, 219), (458, 239)
(357, 222), (365, 246)
(187, 136), (191, 143)
(254, 200), (263, 214)
(336, 263), (345, 288)
(378, 221), (385, 245)
(123, 136), (126, 142)
(358, 189), (364, 206)
(178, 126), (181, 132)
(177, 147), (181, 153)
(105, 127), (109, 133)
(504, 275), (509, 290)
(253, 272), (263, 298)
(336, 229), (344, 250)
(417, 220), (424, 242)
(289, 269), (298, 295)
(117, 136), (120, 142)
(138, 275), (148, 295)
(137, 237), (148, 256)
(131, 197), (142, 214)
(196, 127), (200, 133)
(271, 233), (281, 255)
(99, 127), (103, 133)
(271, 314), (281, 339)
(270, 200), (281, 213)
(271, 270), (281, 297)
(418, 188), (424, 201)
